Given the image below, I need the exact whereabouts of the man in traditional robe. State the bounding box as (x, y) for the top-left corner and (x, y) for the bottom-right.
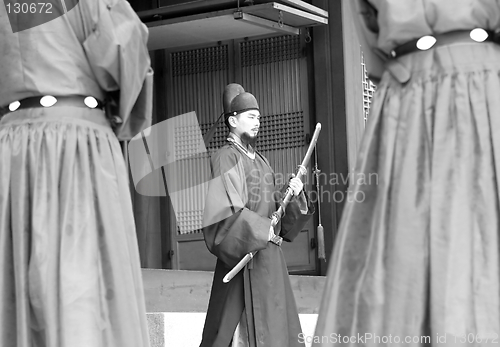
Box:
(200, 84), (314, 347)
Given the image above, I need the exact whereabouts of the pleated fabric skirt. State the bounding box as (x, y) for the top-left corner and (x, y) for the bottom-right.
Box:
(314, 42), (500, 346)
(0, 107), (150, 347)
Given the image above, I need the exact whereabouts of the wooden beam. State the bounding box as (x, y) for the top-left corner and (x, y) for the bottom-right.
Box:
(311, 0), (350, 274)
(147, 11), (281, 50)
(137, 0), (242, 22)
(132, 50), (168, 269)
(242, 2), (328, 26)
(341, 0), (365, 170)
(280, 0), (328, 17)
(254, 0), (328, 18)
(234, 11), (300, 35)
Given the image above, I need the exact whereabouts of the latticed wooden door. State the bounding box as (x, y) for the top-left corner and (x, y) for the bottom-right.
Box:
(165, 35), (316, 274)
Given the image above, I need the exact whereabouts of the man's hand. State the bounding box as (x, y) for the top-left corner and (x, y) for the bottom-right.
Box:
(268, 224), (283, 246)
(268, 225), (275, 241)
(289, 175), (304, 196)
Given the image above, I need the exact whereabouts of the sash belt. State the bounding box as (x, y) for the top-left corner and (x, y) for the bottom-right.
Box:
(388, 29), (500, 59)
(382, 28), (500, 83)
(1, 95), (104, 117)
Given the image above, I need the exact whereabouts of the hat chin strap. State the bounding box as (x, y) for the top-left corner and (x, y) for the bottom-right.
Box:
(203, 112), (224, 147)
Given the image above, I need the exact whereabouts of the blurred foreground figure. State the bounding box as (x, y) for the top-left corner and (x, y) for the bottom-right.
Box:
(0, 1), (153, 346)
(314, 1), (500, 346)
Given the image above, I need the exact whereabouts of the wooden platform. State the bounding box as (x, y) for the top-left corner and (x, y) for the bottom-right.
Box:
(143, 269), (325, 346)
(142, 269), (326, 314)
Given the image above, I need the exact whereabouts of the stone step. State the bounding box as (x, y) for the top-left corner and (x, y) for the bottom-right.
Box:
(146, 312), (318, 347)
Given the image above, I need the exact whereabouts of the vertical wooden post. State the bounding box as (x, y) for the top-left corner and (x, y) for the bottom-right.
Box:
(132, 50), (169, 269)
(311, 0), (365, 274)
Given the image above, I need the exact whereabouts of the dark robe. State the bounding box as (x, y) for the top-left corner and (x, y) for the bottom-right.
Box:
(200, 141), (314, 347)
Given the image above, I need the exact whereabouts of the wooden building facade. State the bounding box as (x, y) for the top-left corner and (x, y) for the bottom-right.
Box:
(126, 0), (370, 276)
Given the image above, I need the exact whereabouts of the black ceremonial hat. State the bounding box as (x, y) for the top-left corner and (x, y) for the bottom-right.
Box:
(223, 83), (259, 118)
(203, 83), (259, 147)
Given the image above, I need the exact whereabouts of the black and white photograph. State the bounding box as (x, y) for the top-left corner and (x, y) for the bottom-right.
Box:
(1, 0), (499, 346)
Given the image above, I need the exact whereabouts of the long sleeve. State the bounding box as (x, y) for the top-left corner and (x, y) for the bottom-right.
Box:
(79, 0), (153, 140)
(275, 187), (315, 242)
(202, 147), (271, 268)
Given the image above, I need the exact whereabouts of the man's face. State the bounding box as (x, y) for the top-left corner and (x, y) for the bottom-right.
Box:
(230, 110), (261, 143)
